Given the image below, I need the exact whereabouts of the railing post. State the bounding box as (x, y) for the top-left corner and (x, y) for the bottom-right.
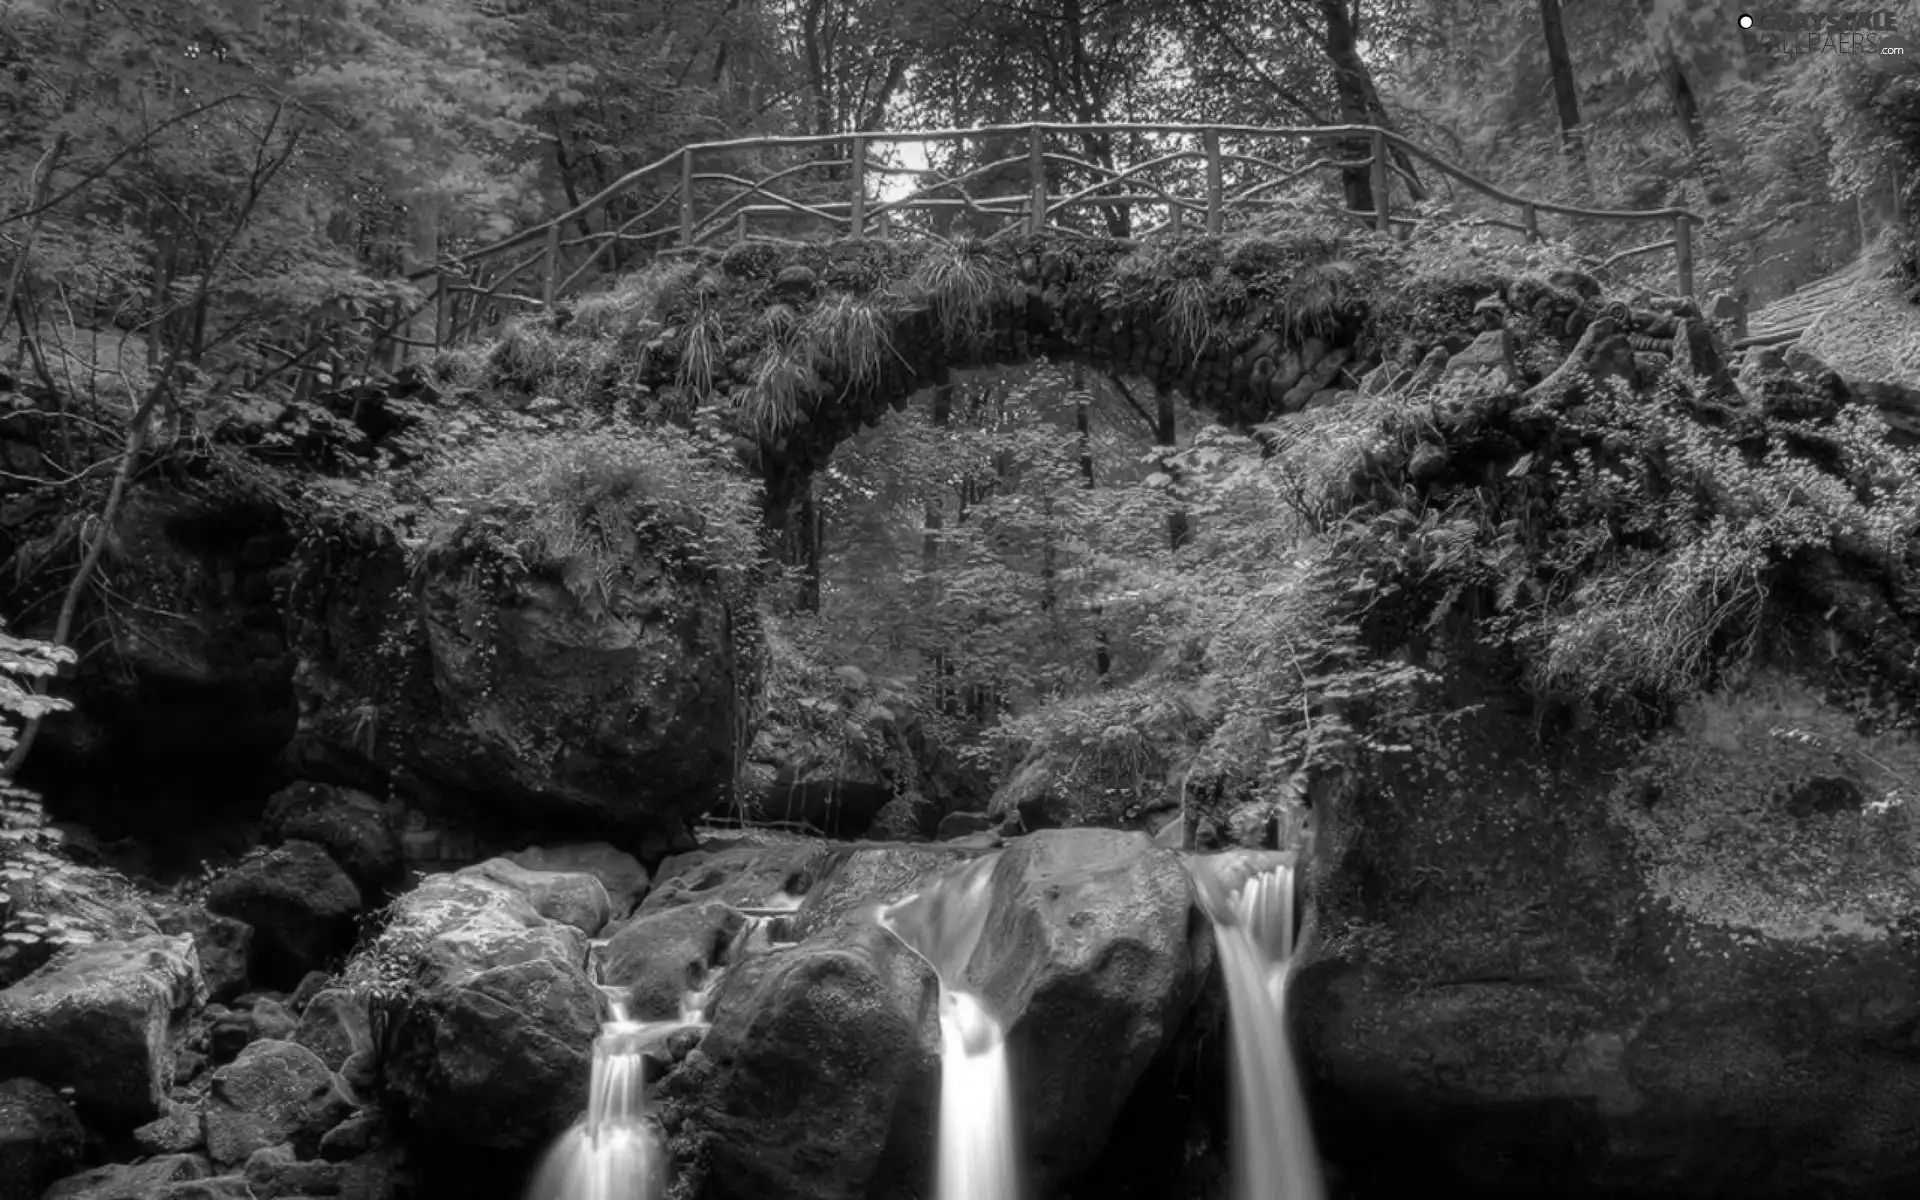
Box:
(541, 225), (561, 309)
(1203, 130), (1222, 235)
(1170, 202), (1183, 236)
(1673, 213), (1694, 297)
(1370, 129), (1390, 233)
(1028, 126), (1047, 235)
(735, 210), (748, 243)
(1521, 201), (1539, 242)
(850, 135), (867, 239)
(680, 147), (696, 246)
(877, 208), (891, 240)
(433, 271), (450, 349)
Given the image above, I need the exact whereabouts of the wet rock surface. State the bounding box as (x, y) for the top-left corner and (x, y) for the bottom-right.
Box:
(1293, 663), (1920, 1200)
(653, 830), (1213, 1200)
(0, 934), (204, 1127)
(360, 870), (602, 1150)
(0, 1076), (83, 1200)
(205, 840), (363, 989)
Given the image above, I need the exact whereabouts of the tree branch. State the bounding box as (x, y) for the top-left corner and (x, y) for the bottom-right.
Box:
(3, 105), (301, 780)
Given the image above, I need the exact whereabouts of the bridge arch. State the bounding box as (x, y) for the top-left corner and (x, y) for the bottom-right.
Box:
(518, 229), (1593, 527)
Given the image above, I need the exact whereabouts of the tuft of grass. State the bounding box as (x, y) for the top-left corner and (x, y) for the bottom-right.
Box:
(487, 319), (565, 391)
(422, 425), (766, 605)
(677, 303), (725, 400)
(425, 345), (487, 389)
(904, 238), (1016, 350)
(803, 294), (896, 391)
(739, 336), (814, 439)
(1162, 276), (1213, 359)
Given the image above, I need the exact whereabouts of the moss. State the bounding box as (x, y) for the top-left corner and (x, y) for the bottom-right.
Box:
(1609, 670), (1920, 940)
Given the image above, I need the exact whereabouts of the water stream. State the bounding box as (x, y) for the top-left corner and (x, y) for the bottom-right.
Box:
(527, 907), (791, 1200)
(522, 995), (693, 1200)
(877, 854), (1022, 1200)
(1187, 853), (1325, 1200)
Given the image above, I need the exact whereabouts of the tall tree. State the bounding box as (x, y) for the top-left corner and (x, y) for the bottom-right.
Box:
(1536, 0), (1589, 186)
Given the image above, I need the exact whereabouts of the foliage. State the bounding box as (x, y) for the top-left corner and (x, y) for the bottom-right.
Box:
(418, 425), (765, 611)
(1294, 371), (1920, 712)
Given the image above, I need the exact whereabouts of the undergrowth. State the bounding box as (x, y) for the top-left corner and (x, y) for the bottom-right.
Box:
(419, 426), (765, 613)
(1291, 371), (1920, 713)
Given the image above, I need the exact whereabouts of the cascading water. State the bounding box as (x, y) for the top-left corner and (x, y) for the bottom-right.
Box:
(1187, 853), (1325, 1200)
(876, 854), (1022, 1200)
(528, 910), (786, 1200)
(523, 995), (686, 1200)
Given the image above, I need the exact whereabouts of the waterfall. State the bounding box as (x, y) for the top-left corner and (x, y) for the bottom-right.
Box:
(528, 909), (789, 1200)
(1187, 854), (1325, 1200)
(523, 997), (683, 1200)
(877, 854), (1022, 1200)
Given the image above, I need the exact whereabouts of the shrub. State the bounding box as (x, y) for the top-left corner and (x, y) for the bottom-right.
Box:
(420, 426), (765, 613)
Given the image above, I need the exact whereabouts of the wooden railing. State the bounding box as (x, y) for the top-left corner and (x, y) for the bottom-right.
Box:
(346, 122), (1703, 366)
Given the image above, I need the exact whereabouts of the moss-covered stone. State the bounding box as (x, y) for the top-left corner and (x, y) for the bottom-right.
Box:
(1294, 652), (1920, 1199)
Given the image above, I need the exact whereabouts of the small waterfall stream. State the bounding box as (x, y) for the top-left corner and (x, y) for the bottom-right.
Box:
(527, 906), (793, 1200)
(1187, 853), (1325, 1200)
(877, 854), (1022, 1200)
(523, 995), (692, 1200)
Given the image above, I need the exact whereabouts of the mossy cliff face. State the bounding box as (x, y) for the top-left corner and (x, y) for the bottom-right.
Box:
(286, 508), (757, 851)
(1293, 655), (1920, 1199)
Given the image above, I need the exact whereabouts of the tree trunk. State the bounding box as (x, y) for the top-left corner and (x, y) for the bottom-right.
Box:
(1072, 368), (1110, 684)
(796, 478), (821, 613)
(1155, 381), (1191, 551)
(1317, 0), (1378, 213)
(403, 197), (440, 359)
(1537, 0), (1589, 191)
(1658, 45), (1729, 205)
(0, 134), (66, 345)
(925, 367), (955, 710)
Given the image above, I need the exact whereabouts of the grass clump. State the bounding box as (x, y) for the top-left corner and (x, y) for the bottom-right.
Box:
(903, 237), (1021, 350)
(677, 302), (726, 401)
(740, 337), (814, 439)
(420, 425), (764, 614)
(803, 294), (896, 390)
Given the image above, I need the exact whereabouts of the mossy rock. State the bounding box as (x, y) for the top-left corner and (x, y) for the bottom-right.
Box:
(1294, 655), (1920, 1199)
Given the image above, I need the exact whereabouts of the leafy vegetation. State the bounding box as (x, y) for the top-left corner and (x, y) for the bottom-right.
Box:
(418, 425), (765, 610)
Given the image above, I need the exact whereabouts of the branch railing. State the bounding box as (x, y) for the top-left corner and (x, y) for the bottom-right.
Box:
(364, 122), (1701, 362)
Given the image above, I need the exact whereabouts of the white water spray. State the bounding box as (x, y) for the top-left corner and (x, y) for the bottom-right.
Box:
(877, 854), (1022, 1200)
(523, 997), (685, 1200)
(527, 906), (789, 1200)
(1188, 854), (1325, 1200)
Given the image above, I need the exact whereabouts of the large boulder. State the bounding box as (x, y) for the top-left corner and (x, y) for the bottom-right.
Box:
(658, 910), (941, 1200)
(965, 830), (1214, 1193)
(262, 781), (405, 894)
(40, 1154), (216, 1200)
(206, 841), (363, 988)
(638, 840), (829, 916)
(362, 871), (602, 1150)
(292, 989), (374, 1072)
(9, 485), (298, 844)
(0, 1077), (83, 1200)
(456, 858), (611, 936)
(203, 1039), (354, 1165)
(601, 901), (748, 1020)
(0, 934), (204, 1126)
(153, 908), (252, 1003)
(505, 842), (650, 918)
(286, 511), (760, 848)
(1293, 666), (1920, 1198)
